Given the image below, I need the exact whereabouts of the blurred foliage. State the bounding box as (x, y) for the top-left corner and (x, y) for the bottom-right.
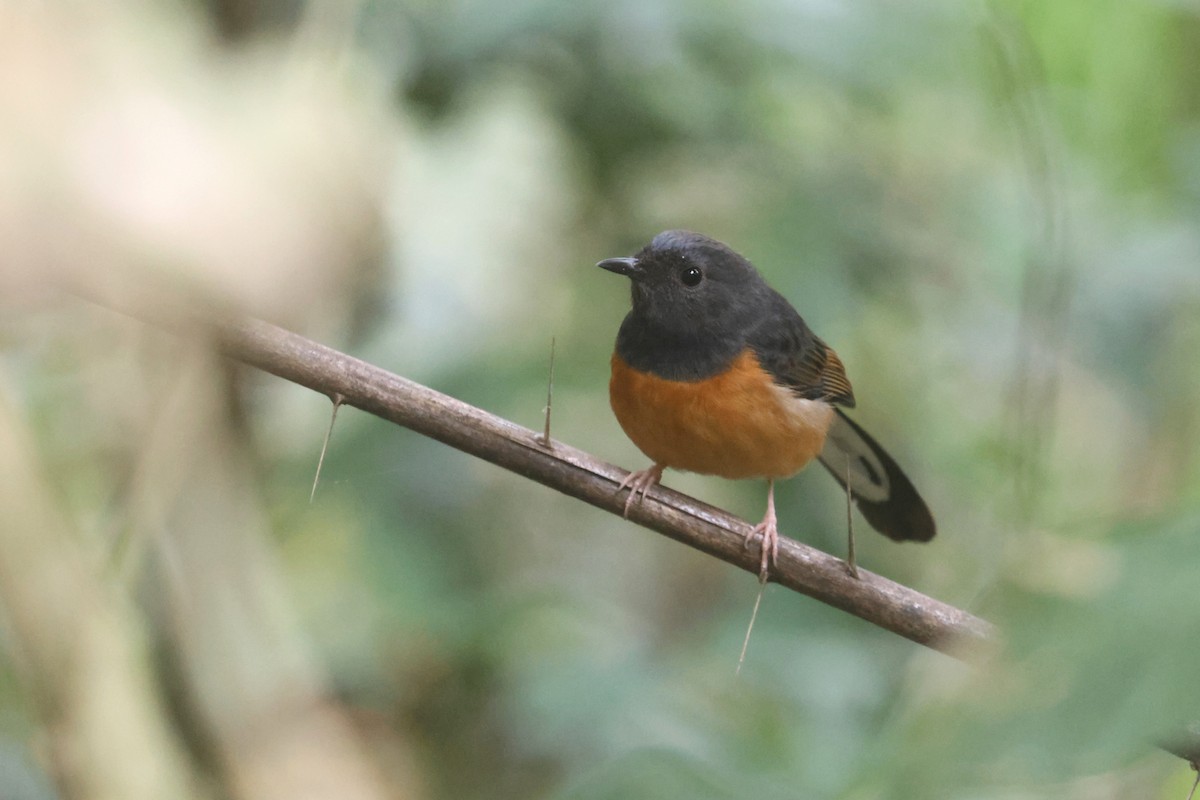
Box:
(1, 0), (1200, 799)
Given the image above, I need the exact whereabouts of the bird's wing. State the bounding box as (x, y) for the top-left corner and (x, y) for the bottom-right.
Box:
(746, 297), (857, 408)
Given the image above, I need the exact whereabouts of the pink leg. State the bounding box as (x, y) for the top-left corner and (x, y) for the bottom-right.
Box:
(616, 464), (665, 517)
(744, 479), (779, 578)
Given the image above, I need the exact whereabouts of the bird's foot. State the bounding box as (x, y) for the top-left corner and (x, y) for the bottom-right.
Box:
(616, 464), (665, 517)
(744, 512), (779, 580)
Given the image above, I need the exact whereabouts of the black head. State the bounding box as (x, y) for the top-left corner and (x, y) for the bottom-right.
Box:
(597, 230), (772, 339)
(597, 230), (780, 379)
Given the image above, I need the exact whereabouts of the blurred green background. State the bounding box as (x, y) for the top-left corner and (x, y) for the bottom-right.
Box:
(1, 0), (1199, 798)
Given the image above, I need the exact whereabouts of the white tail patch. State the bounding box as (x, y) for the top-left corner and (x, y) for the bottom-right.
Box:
(819, 414), (890, 504)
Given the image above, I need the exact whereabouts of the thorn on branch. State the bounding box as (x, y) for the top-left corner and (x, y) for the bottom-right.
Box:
(537, 337), (556, 449)
(310, 393), (344, 503)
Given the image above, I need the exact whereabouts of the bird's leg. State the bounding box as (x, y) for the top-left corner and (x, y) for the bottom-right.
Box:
(616, 463), (665, 517)
(744, 479), (779, 579)
(845, 452), (859, 579)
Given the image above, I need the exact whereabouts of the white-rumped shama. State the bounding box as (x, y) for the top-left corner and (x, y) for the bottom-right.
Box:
(598, 230), (935, 576)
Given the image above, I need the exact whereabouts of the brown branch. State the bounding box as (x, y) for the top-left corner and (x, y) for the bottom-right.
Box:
(195, 315), (992, 656)
(87, 292), (1200, 775)
(1161, 730), (1200, 769)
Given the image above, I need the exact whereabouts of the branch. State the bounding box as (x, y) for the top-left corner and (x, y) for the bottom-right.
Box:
(196, 315), (992, 656)
(1161, 730), (1200, 769)
(83, 294), (1200, 771)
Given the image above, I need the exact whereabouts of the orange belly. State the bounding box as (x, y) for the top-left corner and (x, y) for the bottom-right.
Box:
(609, 350), (835, 479)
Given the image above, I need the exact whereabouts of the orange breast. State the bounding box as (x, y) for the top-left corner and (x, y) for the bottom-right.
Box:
(609, 350), (835, 479)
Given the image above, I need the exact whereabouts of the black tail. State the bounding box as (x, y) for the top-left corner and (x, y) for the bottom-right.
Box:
(817, 410), (936, 542)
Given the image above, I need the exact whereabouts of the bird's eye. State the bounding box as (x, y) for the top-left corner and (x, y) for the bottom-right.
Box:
(680, 266), (703, 287)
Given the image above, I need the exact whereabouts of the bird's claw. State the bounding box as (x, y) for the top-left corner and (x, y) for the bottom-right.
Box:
(744, 519), (779, 580)
(616, 465), (664, 517)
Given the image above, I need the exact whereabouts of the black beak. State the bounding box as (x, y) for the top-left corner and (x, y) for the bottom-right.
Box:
(596, 257), (641, 277)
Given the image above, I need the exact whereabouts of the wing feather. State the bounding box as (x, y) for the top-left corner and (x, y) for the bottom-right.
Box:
(746, 295), (856, 407)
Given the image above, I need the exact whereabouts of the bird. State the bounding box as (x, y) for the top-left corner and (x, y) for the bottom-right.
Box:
(596, 230), (935, 578)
